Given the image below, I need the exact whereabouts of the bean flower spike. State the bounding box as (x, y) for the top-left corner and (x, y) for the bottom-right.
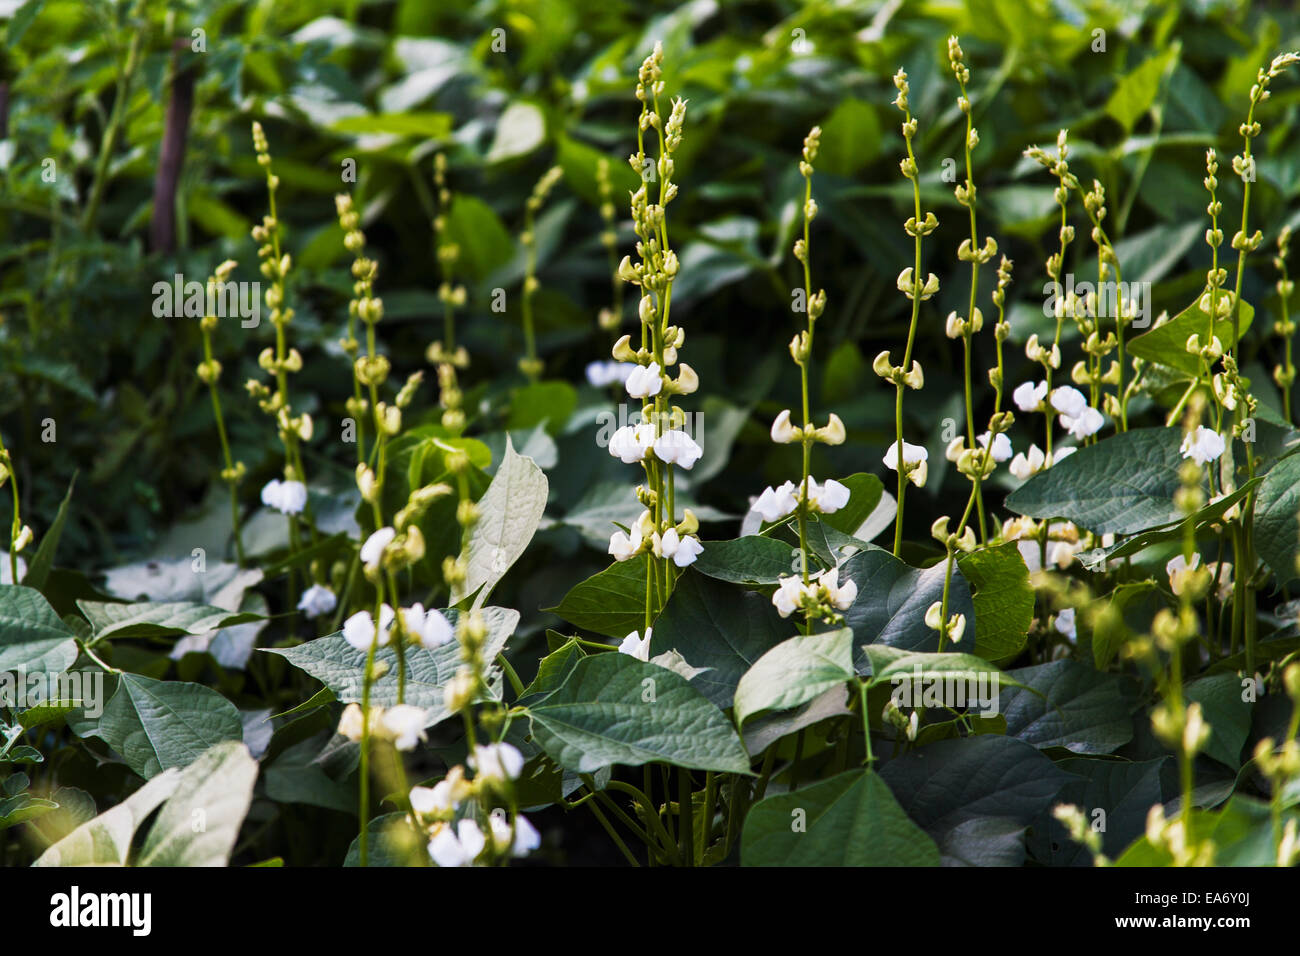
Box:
(754, 126), (855, 628)
(605, 44), (702, 658)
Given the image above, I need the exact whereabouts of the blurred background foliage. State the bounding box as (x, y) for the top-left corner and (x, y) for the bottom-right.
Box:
(3, 0), (1300, 606)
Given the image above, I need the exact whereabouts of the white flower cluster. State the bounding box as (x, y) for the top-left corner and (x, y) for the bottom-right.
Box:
(607, 422), (704, 469)
(608, 510), (703, 567)
(751, 477), (850, 524)
(341, 602), (454, 651)
(338, 702), (429, 751)
(1049, 386), (1104, 440)
(409, 743), (542, 867)
(771, 567), (857, 619)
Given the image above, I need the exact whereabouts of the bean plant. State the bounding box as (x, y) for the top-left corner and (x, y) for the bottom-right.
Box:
(2, 0), (1300, 871)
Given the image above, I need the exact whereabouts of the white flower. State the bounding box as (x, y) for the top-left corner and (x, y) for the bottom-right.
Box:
(882, 440), (928, 471)
(906, 711), (919, 741)
(488, 809), (541, 858)
(1013, 380), (1048, 413)
(977, 431), (1013, 463)
(816, 567), (858, 611)
(337, 703), (366, 742)
(1054, 607), (1076, 640)
(360, 526), (396, 567)
(625, 362), (663, 399)
(1049, 446), (1077, 466)
(771, 575), (806, 618)
(608, 519), (646, 562)
(428, 819), (486, 868)
(297, 584), (337, 619)
(808, 478), (851, 513)
(883, 441), (928, 485)
(608, 424), (656, 463)
(753, 481), (798, 523)
(1060, 406), (1104, 439)
(1049, 385), (1088, 418)
(401, 603), (454, 648)
(471, 742), (525, 784)
(586, 360), (635, 388)
(428, 778), (460, 813)
(1009, 444), (1046, 480)
(1166, 553), (1202, 596)
(0, 552), (28, 585)
(1014, 521), (1083, 572)
(658, 527), (703, 568)
(618, 628), (652, 660)
(770, 409), (798, 444)
(261, 478), (308, 515)
(380, 705), (428, 751)
(342, 604), (395, 651)
(654, 430), (704, 469)
(1180, 426), (1226, 465)
(409, 785), (440, 815)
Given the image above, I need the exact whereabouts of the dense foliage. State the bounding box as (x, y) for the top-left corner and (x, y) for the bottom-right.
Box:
(3, 0), (1300, 868)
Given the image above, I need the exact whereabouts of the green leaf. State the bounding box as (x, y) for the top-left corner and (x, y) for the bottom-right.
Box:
(1253, 452), (1300, 586)
(1005, 427), (1196, 535)
(817, 99), (883, 176)
(76, 600), (262, 640)
(958, 543), (1034, 661)
(838, 550), (976, 663)
(265, 607), (517, 721)
(33, 768), (181, 866)
(452, 435), (548, 609)
(17, 699), (80, 730)
(862, 644), (1017, 696)
(83, 674), (244, 779)
(548, 554), (664, 640)
(691, 535), (795, 587)
(1115, 794), (1295, 866)
(1184, 673), (1252, 770)
(138, 741), (258, 866)
(442, 195), (515, 281)
(733, 629), (854, 726)
(5, 0), (45, 46)
(1001, 661), (1137, 754)
(879, 735), (1076, 866)
(742, 769), (939, 866)
(526, 653), (752, 774)
(504, 381), (578, 436)
(21, 473), (75, 591)
(1077, 479), (1260, 571)
(1127, 295), (1254, 377)
(1088, 581), (1162, 670)
(0, 585), (78, 674)
(344, 812), (424, 867)
(647, 569), (789, 709)
(487, 100), (546, 163)
(329, 112), (452, 137)
(1105, 47), (1178, 131)
(0, 792), (58, 829)
(519, 638), (584, 699)
(555, 133), (640, 206)
(1030, 756), (1165, 865)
